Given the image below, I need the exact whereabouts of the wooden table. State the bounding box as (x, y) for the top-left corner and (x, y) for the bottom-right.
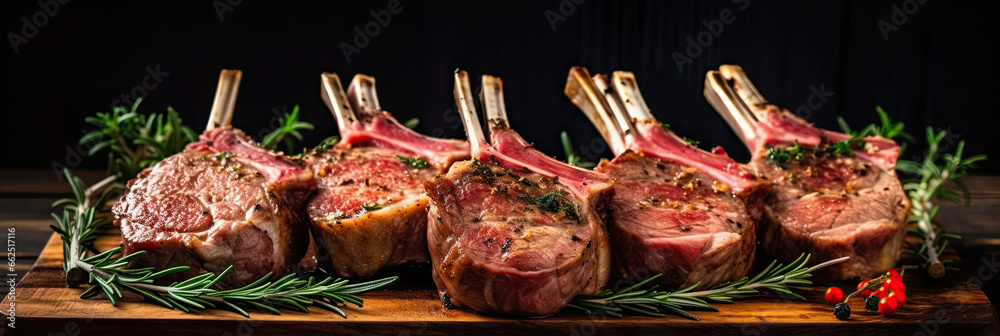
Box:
(2, 170), (998, 335)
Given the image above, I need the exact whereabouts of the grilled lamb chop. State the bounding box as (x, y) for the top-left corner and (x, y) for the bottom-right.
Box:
(704, 65), (910, 279)
(113, 70), (315, 288)
(565, 67), (765, 290)
(424, 71), (612, 316)
(302, 73), (468, 278)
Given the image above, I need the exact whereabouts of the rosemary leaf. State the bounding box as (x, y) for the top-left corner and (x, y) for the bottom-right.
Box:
(566, 254), (849, 319)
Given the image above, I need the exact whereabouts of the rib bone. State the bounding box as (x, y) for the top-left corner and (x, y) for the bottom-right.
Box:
(452, 70), (611, 195)
(609, 71), (655, 122)
(704, 69), (759, 148)
(346, 74), (382, 117)
(479, 74), (509, 138)
(706, 65), (900, 171)
(206, 69), (242, 131)
(719, 65), (769, 111)
(453, 70), (487, 154)
(591, 74), (634, 140)
(589, 70), (759, 193)
(563, 67), (628, 154)
(320, 72), (358, 132)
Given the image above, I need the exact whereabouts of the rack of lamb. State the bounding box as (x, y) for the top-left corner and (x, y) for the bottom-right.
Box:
(424, 70), (613, 316)
(302, 73), (469, 277)
(703, 65), (909, 279)
(565, 67), (766, 290)
(113, 70), (315, 288)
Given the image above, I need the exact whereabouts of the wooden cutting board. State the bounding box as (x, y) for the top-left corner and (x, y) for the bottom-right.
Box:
(3, 231), (997, 336)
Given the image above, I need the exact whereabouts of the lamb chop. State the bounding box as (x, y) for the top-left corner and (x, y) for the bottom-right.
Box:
(113, 70), (315, 288)
(703, 65), (910, 279)
(424, 70), (612, 316)
(564, 67), (765, 290)
(302, 73), (469, 278)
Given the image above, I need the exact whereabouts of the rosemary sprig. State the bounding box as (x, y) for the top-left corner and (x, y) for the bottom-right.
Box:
(766, 141), (803, 167)
(560, 131), (596, 168)
(289, 136), (340, 161)
(821, 133), (866, 157)
(261, 105), (315, 153)
(837, 106), (914, 145)
(398, 155), (430, 168)
(403, 118), (420, 129)
(52, 169), (398, 317)
(50, 170), (120, 285)
(566, 254), (849, 320)
(897, 127), (985, 277)
(362, 202), (384, 212)
(681, 136), (701, 147)
(522, 191), (579, 221)
(82, 98), (197, 181)
(76, 252), (398, 318)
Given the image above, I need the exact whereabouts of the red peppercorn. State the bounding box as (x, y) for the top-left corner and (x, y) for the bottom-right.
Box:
(875, 285), (890, 299)
(878, 296), (898, 315)
(825, 287), (845, 305)
(856, 279), (873, 297)
(887, 289), (906, 307)
(884, 277), (906, 292)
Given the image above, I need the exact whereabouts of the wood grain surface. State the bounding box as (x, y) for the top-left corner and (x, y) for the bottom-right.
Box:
(1, 171), (999, 335)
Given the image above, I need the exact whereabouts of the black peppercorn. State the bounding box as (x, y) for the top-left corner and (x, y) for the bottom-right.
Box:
(834, 303), (851, 320)
(865, 295), (880, 312)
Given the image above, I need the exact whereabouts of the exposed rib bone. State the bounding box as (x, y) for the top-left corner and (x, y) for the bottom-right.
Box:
(601, 70), (760, 193)
(453, 70), (487, 155)
(329, 73), (469, 169)
(206, 69), (242, 131)
(591, 74), (634, 142)
(479, 75), (509, 138)
(707, 65), (900, 171)
(704, 70), (759, 148)
(719, 65), (769, 112)
(609, 71), (655, 122)
(346, 74), (382, 117)
(477, 73), (612, 197)
(320, 72), (358, 132)
(563, 67), (628, 154)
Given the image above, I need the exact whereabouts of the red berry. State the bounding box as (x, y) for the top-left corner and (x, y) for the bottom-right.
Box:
(887, 289), (906, 307)
(875, 285), (890, 299)
(878, 296), (898, 316)
(884, 277), (906, 292)
(856, 279), (873, 297)
(825, 287), (845, 305)
(887, 268), (899, 278)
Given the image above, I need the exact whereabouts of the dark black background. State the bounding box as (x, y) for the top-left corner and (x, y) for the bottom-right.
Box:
(3, 0), (998, 173)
